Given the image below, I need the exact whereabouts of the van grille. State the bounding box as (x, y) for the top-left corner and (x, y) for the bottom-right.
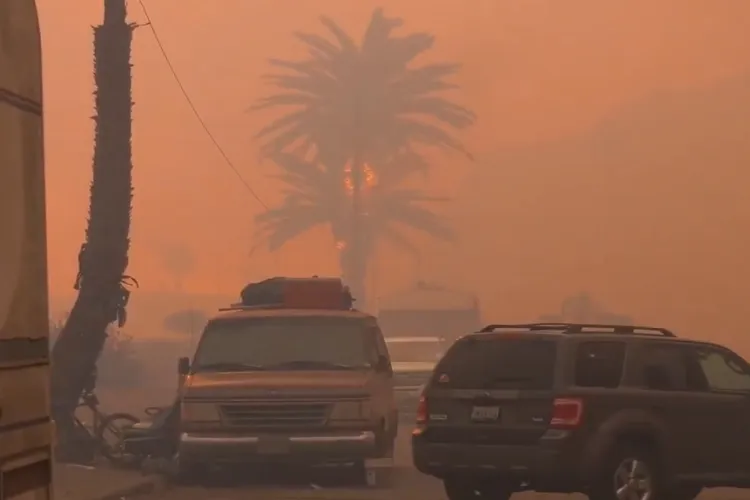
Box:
(220, 402), (330, 427)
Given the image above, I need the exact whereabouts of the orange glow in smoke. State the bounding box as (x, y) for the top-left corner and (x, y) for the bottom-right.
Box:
(343, 163), (377, 196)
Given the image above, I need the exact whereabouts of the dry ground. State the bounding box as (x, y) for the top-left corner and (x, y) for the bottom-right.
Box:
(96, 365), (750, 500)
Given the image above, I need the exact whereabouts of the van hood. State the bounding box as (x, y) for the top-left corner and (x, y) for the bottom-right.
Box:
(183, 370), (374, 399)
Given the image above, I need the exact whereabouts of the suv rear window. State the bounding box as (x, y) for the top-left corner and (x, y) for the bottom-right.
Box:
(432, 337), (557, 390)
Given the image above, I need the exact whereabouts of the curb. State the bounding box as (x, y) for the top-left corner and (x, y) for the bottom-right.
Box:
(89, 475), (165, 500)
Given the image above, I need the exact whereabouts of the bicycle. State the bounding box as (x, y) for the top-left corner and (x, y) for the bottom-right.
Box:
(74, 391), (140, 465)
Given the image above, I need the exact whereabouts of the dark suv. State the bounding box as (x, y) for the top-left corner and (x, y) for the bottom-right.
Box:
(412, 323), (750, 500)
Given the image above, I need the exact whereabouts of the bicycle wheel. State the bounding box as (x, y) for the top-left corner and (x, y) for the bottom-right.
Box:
(97, 412), (139, 464)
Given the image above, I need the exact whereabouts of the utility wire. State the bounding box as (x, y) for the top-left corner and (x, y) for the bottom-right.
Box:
(135, 0), (269, 209)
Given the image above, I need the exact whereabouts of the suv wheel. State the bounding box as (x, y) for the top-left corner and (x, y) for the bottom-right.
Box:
(443, 478), (513, 500)
(590, 445), (662, 500)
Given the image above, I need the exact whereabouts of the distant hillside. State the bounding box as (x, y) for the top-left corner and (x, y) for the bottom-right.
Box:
(451, 72), (750, 344)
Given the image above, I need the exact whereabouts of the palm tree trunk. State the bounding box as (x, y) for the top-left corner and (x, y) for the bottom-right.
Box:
(347, 155), (367, 309)
(50, 0), (135, 459)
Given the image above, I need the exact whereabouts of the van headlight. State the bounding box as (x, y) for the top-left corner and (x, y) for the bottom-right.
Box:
(180, 402), (221, 422)
(329, 400), (372, 421)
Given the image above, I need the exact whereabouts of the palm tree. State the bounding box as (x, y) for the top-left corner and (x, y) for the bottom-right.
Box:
(254, 151), (453, 307)
(50, 0), (137, 458)
(251, 7), (474, 303)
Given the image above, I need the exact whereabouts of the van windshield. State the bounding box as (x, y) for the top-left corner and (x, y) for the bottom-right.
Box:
(192, 316), (371, 372)
(433, 337), (557, 390)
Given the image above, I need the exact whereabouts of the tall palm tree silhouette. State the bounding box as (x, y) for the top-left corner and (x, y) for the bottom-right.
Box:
(254, 151), (453, 303)
(251, 7), (474, 303)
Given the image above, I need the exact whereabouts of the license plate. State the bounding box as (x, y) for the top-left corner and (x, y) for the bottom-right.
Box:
(257, 435), (290, 455)
(471, 405), (500, 421)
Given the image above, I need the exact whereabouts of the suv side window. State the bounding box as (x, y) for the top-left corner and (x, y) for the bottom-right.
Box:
(692, 345), (750, 392)
(636, 344), (708, 391)
(574, 341), (626, 388)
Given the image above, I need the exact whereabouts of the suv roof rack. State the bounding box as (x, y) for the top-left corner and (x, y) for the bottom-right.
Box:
(478, 322), (676, 338)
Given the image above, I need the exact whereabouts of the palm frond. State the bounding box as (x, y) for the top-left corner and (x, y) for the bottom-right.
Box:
(377, 198), (455, 241)
(319, 15), (358, 53)
(251, 7), (474, 171)
(371, 150), (429, 188)
(266, 58), (324, 76)
(269, 152), (331, 193)
(392, 118), (473, 159)
(257, 120), (312, 156)
(254, 203), (329, 251)
(390, 64), (461, 95)
(261, 73), (338, 97)
(254, 109), (312, 138)
(293, 31), (341, 58)
(377, 34), (434, 72)
(249, 93), (318, 112)
(400, 97), (476, 128)
(361, 8), (403, 53)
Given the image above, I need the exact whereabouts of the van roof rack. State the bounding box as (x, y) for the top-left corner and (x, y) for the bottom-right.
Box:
(233, 276), (354, 311)
(478, 322), (676, 338)
(218, 303), (284, 312)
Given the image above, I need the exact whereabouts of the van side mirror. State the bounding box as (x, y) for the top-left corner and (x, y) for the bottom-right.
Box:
(177, 357), (190, 375)
(376, 355), (391, 374)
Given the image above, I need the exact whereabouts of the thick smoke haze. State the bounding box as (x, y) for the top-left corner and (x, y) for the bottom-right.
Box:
(38, 1), (750, 347)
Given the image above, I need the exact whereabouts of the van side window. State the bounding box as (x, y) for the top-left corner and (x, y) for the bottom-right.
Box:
(372, 327), (391, 362)
(364, 326), (390, 368)
(574, 341), (626, 388)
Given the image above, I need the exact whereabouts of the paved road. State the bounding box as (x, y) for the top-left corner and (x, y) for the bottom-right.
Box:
(137, 428), (748, 500)
(143, 468), (750, 500)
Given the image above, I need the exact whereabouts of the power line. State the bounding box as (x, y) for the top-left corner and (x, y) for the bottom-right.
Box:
(135, 0), (269, 209)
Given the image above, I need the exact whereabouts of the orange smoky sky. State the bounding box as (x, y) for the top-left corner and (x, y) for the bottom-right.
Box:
(37, 0), (750, 344)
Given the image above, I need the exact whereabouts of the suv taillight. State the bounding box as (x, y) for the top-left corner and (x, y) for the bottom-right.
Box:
(550, 398), (583, 429)
(415, 395), (428, 425)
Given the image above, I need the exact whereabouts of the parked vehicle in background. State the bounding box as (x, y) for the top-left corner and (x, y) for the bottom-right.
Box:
(385, 336), (447, 418)
(175, 277), (397, 484)
(412, 322), (750, 500)
(0, 1), (54, 498)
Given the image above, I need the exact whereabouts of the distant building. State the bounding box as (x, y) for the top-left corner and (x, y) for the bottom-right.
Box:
(377, 281), (482, 340)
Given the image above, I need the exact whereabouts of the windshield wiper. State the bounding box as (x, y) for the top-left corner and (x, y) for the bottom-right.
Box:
(192, 362), (267, 372)
(267, 360), (360, 370)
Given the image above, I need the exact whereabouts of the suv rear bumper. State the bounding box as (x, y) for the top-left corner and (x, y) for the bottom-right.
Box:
(412, 433), (579, 488)
(179, 431), (377, 464)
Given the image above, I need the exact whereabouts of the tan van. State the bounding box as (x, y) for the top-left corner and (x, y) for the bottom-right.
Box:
(175, 278), (397, 481)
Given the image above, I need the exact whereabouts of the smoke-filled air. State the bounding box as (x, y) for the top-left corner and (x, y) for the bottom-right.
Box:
(15, 0), (750, 497)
